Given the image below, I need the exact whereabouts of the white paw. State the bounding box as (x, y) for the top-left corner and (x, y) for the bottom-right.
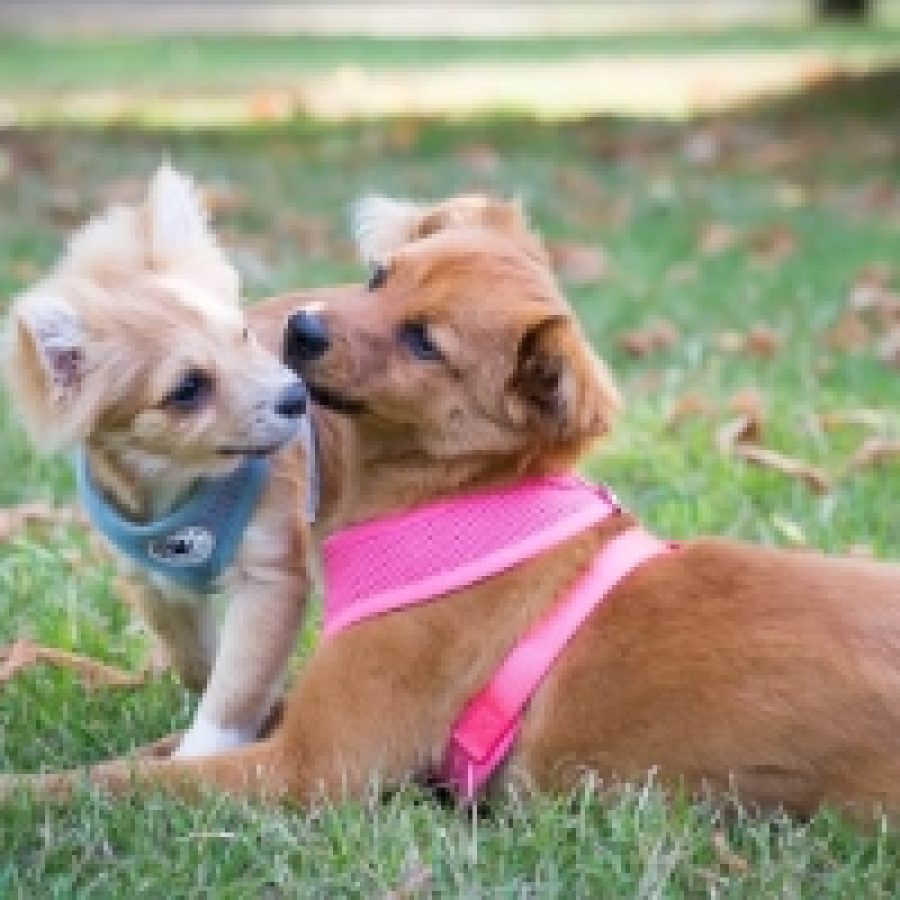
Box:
(173, 714), (256, 758)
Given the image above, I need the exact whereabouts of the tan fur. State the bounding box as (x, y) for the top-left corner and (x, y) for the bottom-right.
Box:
(3, 166), (313, 756)
(4, 193), (900, 822)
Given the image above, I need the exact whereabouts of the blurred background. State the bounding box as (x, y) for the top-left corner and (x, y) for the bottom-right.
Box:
(0, 2), (896, 510)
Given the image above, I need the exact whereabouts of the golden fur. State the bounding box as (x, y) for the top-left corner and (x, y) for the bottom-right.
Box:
(4, 193), (900, 822)
(4, 167), (315, 757)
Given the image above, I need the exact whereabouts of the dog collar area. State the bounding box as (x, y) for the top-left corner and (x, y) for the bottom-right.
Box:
(75, 450), (272, 593)
(322, 474), (672, 801)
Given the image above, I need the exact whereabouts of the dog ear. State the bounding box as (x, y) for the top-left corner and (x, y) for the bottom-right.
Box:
(4, 292), (96, 447)
(144, 164), (240, 299)
(509, 316), (620, 449)
(352, 195), (427, 266)
(352, 194), (548, 265)
(146, 164), (212, 261)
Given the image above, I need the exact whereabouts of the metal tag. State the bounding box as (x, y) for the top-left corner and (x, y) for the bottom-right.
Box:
(147, 526), (216, 567)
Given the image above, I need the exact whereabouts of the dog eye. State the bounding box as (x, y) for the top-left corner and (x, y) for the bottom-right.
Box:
(398, 322), (442, 361)
(164, 368), (214, 411)
(367, 263), (388, 291)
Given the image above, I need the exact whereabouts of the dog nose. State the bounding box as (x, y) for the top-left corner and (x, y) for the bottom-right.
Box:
(285, 310), (330, 364)
(275, 380), (307, 418)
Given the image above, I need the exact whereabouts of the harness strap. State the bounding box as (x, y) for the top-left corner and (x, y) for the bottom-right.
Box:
(439, 526), (672, 801)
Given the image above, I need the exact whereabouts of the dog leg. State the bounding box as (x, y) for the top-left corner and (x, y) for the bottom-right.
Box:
(174, 575), (304, 757)
(0, 738), (293, 805)
(119, 575), (217, 693)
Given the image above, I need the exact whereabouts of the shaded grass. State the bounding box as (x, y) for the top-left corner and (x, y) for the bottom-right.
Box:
(1, 68), (899, 893)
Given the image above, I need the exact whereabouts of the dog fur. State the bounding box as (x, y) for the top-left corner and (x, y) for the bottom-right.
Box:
(4, 193), (900, 821)
(4, 166), (316, 757)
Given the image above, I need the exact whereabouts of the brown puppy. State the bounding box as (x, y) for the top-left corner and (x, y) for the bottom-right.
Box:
(5, 195), (900, 821)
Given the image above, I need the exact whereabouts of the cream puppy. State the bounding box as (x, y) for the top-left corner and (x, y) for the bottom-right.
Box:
(4, 166), (313, 757)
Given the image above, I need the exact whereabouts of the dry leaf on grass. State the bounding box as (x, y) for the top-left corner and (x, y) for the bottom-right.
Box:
(715, 326), (783, 358)
(715, 390), (766, 452)
(716, 331), (746, 353)
(0, 501), (87, 542)
(664, 393), (714, 429)
(731, 444), (832, 493)
(823, 310), (871, 352)
(849, 438), (900, 471)
(729, 388), (766, 420)
(712, 831), (750, 876)
(745, 324), (783, 358)
(715, 416), (762, 454)
(548, 241), (609, 286)
(617, 319), (679, 357)
(747, 224), (798, 267)
(202, 180), (250, 216)
(0, 638), (147, 688)
(698, 221), (739, 255)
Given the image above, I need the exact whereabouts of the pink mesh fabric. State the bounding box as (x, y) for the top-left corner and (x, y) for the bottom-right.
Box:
(323, 475), (620, 636)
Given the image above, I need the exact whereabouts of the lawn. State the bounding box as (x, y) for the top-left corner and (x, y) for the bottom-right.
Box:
(1, 61), (899, 893)
(0, 28), (898, 91)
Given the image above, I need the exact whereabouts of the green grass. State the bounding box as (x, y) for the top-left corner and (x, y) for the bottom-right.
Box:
(1, 67), (900, 893)
(0, 27), (897, 91)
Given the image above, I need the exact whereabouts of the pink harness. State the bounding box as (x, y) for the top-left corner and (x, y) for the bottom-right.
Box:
(322, 475), (671, 801)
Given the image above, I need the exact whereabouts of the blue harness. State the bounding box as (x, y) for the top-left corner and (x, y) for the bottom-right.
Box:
(76, 451), (272, 593)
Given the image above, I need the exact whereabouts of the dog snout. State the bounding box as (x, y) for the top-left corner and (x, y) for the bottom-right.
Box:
(285, 311), (330, 366)
(274, 380), (307, 418)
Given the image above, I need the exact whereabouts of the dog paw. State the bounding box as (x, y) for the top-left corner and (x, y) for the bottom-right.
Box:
(174, 715), (255, 758)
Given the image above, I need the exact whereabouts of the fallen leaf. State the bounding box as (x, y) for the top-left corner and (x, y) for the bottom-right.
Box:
(716, 331), (746, 353)
(747, 224), (798, 267)
(202, 180), (250, 216)
(548, 241), (609, 285)
(715, 416), (762, 454)
(823, 310), (871, 352)
(386, 118), (421, 153)
(745, 324), (783, 358)
(728, 388), (766, 421)
(0, 639), (147, 688)
(617, 319), (679, 357)
(45, 185), (84, 227)
(0, 639), (38, 682)
(849, 438), (900, 471)
(731, 444), (831, 493)
(665, 392), (713, 429)
(774, 182), (807, 209)
(699, 221), (738, 255)
(712, 831), (750, 876)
